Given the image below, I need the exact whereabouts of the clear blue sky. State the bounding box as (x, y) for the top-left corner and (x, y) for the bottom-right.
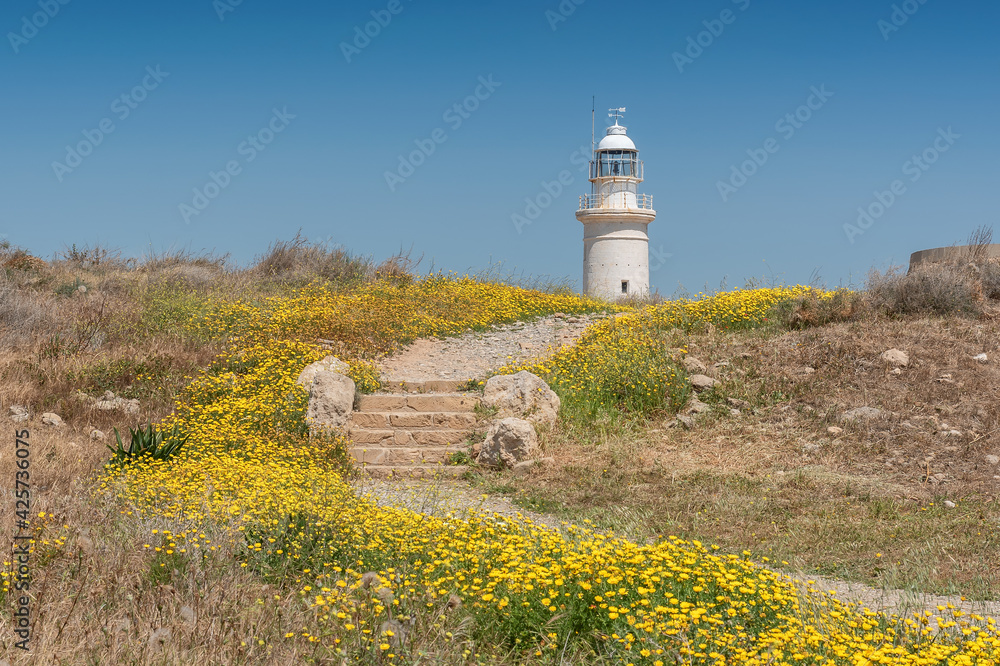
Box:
(2, 0), (997, 294)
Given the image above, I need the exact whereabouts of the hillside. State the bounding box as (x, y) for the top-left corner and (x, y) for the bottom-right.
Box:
(2, 241), (1000, 664)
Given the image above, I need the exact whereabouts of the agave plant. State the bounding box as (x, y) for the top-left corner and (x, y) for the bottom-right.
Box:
(107, 422), (189, 464)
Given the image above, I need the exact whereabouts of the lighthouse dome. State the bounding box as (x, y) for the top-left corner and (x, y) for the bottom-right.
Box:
(598, 124), (636, 151)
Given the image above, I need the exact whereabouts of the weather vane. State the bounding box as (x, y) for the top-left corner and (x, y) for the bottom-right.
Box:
(608, 107), (626, 124)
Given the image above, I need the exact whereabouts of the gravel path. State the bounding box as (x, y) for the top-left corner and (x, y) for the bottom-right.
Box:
(377, 313), (606, 382)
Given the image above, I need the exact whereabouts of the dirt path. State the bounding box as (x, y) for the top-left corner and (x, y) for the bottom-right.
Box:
(377, 313), (606, 383)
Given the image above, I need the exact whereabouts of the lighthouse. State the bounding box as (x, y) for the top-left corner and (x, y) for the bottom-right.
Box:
(577, 108), (656, 300)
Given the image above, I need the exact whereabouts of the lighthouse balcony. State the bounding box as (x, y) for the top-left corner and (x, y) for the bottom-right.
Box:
(578, 193), (654, 211)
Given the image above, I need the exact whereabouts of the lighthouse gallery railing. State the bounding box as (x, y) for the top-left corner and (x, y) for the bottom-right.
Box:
(578, 193), (654, 211)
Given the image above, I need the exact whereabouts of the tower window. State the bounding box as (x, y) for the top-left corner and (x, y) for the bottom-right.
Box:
(621, 280), (629, 294)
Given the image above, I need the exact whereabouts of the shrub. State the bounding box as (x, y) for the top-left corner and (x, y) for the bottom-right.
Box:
(768, 289), (862, 329)
(253, 232), (373, 287)
(866, 264), (980, 317)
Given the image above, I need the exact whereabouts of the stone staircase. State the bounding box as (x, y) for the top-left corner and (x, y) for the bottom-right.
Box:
(348, 380), (480, 477)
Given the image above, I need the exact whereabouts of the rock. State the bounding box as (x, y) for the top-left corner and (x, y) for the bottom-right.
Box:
(827, 426), (843, 435)
(94, 396), (140, 414)
(689, 375), (718, 392)
(682, 357), (708, 374)
(841, 406), (883, 422)
(90, 429), (106, 441)
(729, 408), (742, 417)
(668, 415), (695, 430)
(683, 397), (711, 415)
(482, 371), (560, 427)
(986, 455), (1000, 466)
(41, 412), (63, 427)
(296, 355), (350, 389)
(891, 368), (902, 376)
(881, 349), (909, 367)
(944, 500), (956, 509)
(306, 371), (356, 431)
(511, 457), (555, 476)
(974, 353), (989, 363)
(9, 405), (28, 423)
(727, 397), (750, 409)
(938, 429), (963, 438)
(476, 418), (540, 468)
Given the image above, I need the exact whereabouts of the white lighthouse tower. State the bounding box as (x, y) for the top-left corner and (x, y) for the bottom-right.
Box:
(576, 108), (656, 300)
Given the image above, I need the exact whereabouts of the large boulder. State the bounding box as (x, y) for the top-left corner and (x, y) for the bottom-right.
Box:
(297, 356), (350, 389)
(482, 371), (560, 427)
(306, 371), (355, 431)
(476, 417), (540, 468)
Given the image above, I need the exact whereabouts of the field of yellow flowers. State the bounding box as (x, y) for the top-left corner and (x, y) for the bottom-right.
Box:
(86, 277), (1000, 663)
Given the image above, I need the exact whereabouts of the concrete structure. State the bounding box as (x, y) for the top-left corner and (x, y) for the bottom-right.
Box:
(577, 109), (656, 300)
(909, 245), (1000, 272)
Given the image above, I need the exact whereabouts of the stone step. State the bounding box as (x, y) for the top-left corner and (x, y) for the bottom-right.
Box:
(357, 464), (469, 479)
(379, 379), (471, 394)
(349, 445), (465, 465)
(357, 393), (480, 413)
(349, 411), (478, 430)
(349, 428), (472, 446)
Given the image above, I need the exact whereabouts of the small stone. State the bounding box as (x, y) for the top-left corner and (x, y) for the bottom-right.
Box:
(841, 406), (883, 422)
(727, 397), (750, 409)
(90, 429), (106, 441)
(881, 349), (909, 367)
(890, 367), (902, 376)
(943, 500), (956, 509)
(682, 357), (708, 374)
(986, 455), (1000, 466)
(668, 415), (695, 430)
(684, 397), (711, 415)
(827, 426), (843, 435)
(729, 408), (741, 417)
(41, 412), (64, 427)
(974, 353), (988, 363)
(689, 375), (718, 392)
